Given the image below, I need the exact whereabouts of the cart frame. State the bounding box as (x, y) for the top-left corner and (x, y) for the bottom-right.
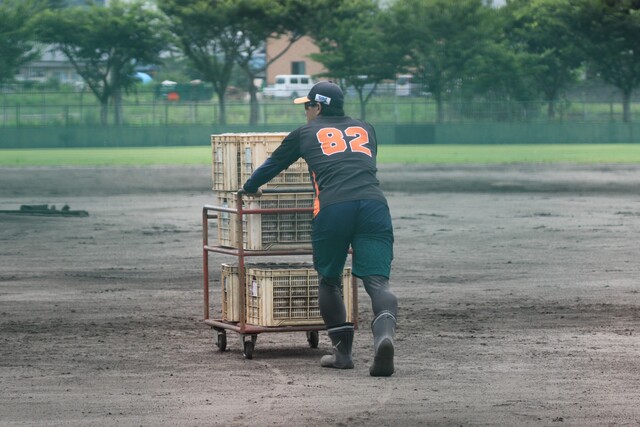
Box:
(202, 189), (358, 358)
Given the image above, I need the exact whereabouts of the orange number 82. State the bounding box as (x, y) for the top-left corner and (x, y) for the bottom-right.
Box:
(316, 126), (372, 157)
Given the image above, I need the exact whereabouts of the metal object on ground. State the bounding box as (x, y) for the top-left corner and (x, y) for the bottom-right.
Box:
(0, 204), (89, 217)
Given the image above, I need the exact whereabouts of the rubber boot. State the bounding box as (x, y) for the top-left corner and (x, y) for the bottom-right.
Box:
(320, 323), (354, 369)
(370, 311), (396, 377)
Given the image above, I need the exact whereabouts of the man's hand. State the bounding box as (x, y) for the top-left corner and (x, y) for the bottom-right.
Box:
(238, 188), (262, 197)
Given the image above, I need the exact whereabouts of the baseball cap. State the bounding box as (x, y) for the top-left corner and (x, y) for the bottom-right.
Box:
(293, 81), (344, 109)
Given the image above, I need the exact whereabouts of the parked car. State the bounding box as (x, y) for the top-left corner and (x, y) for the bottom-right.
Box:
(263, 74), (315, 99)
(395, 74), (422, 97)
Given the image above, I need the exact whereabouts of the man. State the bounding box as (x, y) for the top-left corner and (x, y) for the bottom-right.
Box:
(242, 81), (397, 376)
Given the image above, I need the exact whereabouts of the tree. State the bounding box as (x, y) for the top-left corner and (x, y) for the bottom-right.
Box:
(310, 0), (407, 120)
(231, 0), (330, 125)
(388, 0), (495, 122)
(33, 1), (169, 125)
(159, 0), (241, 125)
(502, 0), (582, 119)
(566, 0), (640, 122)
(0, 0), (42, 85)
(160, 0), (330, 125)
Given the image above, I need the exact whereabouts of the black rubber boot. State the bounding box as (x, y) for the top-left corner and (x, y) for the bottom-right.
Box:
(320, 323), (354, 369)
(370, 311), (396, 377)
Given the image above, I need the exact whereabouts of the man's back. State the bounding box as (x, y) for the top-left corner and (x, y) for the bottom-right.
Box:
(290, 115), (387, 212)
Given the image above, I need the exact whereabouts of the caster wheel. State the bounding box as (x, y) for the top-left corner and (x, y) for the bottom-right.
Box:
(243, 341), (254, 359)
(307, 331), (319, 348)
(216, 331), (227, 351)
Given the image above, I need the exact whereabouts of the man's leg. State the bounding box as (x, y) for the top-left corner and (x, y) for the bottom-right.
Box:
(312, 202), (357, 369)
(352, 200), (396, 376)
(363, 275), (397, 377)
(362, 274), (397, 318)
(317, 275), (353, 371)
(318, 274), (347, 326)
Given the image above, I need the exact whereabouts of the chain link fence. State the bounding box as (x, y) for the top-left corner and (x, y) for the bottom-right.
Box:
(1, 87), (639, 127)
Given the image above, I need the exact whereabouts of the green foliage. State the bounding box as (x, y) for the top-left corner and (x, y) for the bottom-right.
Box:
(0, 0), (43, 84)
(4, 0), (640, 126)
(159, 0), (335, 125)
(32, 1), (170, 125)
(387, 0), (496, 122)
(159, 0), (251, 125)
(502, 0), (582, 118)
(310, 0), (406, 120)
(566, 0), (640, 122)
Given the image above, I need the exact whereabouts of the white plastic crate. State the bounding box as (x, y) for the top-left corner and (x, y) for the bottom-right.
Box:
(216, 191), (313, 250)
(211, 133), (311, 191)
(241, 263), (353, 327)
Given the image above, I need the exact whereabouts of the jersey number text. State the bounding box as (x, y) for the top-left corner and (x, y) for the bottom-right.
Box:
(316, 126), (372, 157)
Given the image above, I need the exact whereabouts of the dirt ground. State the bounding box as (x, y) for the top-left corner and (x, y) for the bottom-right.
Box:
(1, 163), (639, 426)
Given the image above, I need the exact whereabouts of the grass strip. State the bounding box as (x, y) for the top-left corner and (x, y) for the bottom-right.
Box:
(1, 144), (640, 167)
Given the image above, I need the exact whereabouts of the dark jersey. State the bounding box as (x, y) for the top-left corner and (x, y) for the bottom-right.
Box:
(243, 115), (387, 215)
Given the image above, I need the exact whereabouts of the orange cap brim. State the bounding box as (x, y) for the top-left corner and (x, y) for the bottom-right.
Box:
(293, 96), (310, 104)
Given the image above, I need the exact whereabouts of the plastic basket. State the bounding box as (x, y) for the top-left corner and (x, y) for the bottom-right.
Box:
(211, 133), (311, 191)
(216, 191), (314, 250)
(238, 263), (353, 327)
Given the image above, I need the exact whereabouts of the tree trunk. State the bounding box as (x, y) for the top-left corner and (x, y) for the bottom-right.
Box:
(622, 90), (631, 123)
(217, 91), (226, 125)
(547, 100), (556, 120)
(359, 90), (367, 121)
(100, 101), (108, 126)
(113, 89), (123, 126)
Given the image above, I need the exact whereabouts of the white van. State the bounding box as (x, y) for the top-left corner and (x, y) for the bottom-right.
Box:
(395, 74), (415, 97)
(263, 74), (315, 99)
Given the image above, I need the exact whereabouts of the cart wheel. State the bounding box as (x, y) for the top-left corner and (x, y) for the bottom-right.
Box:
(216, 331), (227, 351)
(243, 341), (254, 359)
(307, 331), (319, 348)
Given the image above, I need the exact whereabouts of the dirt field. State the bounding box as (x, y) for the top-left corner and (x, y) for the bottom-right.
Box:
(1, 163), (639, 426)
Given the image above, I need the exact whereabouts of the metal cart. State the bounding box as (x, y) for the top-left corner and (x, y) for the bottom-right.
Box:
(202, 189), (358, 359)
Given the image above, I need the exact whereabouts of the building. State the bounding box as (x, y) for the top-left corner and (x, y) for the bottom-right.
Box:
(265, 35), (325, 85)
(15, 47), (82, 85)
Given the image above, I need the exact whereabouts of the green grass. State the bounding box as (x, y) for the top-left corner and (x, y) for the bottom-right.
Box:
(1, 144), (640, 167)
(0, 146), (210, 166)
(377, 144), (640, 164)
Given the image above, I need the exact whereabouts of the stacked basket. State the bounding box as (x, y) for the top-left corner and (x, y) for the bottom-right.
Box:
(211, 133), (353, 326)
(211, 132), (314, 251)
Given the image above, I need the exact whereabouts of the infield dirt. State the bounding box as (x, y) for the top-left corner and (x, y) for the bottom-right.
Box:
(1, 163), (639, 426)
